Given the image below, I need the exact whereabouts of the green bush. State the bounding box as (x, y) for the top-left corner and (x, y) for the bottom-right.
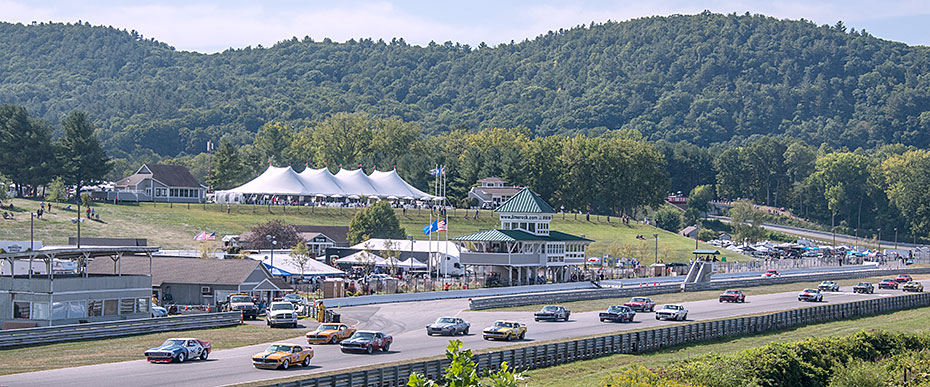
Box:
(828, 359), (889, 387)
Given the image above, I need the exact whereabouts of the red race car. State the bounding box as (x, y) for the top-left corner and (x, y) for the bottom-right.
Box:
(895, 274), (913, 283)
(718, 289), (746, 303)
(623, 297), (656, 312)
(761, 270), (780, 278)
(878, 279), (899, 289)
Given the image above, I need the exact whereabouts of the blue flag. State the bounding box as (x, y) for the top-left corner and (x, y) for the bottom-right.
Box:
(423, 219), (439, 235)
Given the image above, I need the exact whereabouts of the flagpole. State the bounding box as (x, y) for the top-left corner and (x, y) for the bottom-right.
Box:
(443, 165), (448, 282)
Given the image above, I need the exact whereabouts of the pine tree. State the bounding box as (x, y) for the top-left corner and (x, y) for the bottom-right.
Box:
(57, 111), (110, 187)
(0, 105), (56, 195)
(208, 140), (244, 190)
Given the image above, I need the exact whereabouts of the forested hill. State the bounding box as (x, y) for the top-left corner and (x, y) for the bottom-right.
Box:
(1, 12), (929, 158)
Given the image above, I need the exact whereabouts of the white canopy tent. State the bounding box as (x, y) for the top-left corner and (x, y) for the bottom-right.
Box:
(215, 165), (439, 203)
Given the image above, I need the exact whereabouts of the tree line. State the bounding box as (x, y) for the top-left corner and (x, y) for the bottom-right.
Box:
(0, 105), (110, 197)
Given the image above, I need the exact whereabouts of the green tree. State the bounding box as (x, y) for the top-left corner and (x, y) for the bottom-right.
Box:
(208, 140), (245, 190)
(45, 177), (66, 202)
(254, 122), (295, 164)
(56, 111), (111, 188)
(654, 207), (682, 232)
(244, 219), (304, 249)
(687, 184), (714, 215)
(729, 200), (767, 244)
(0, 105), (56, 195)
(879, 150), (930, 237)
(288, 241), (312, 278)
(348, 201), (406, 244)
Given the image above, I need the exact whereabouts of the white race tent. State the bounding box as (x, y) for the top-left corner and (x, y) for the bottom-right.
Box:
(399, 257), (427, 269)
(215, 165), (439, 203)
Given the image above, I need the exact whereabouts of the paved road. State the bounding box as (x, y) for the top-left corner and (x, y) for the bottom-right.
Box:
(709, 215), (924, 250)
(601, 264), (878, 287)
(2, 277), (928, 387)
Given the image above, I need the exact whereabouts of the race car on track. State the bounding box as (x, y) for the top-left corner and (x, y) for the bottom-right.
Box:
(306, 323), (357, 344)
(655, 304), (688, 321)
(762, 270), (780, 278)
(853, 282), (874, 294)
(599, 305), (636, 323)
(624, 297), (656, 312)
(426, 316), (470, 336)
(534, 305), (571, 322)
(903, 281), (924, 292)
(252, 343), (313, 369)
(718, 289), (746, 303)
(798, 288), (823, 302)
(895, 274), (913, 283)
(818, 281), (840, 292)
(483, 320), (526, 341)
(340, 331), (393, 354)
(879, 279), (899, 289)
(145, 338), (211, 363)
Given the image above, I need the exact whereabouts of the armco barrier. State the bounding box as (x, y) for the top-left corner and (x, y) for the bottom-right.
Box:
(469, 267), (930, 310)
(320, 281), (595, 308)
(266, 293), (930, 387)
(0, 312), (241, 348)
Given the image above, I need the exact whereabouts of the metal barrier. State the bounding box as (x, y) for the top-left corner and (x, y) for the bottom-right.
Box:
(265, 293), (930, 387)
(0, 312), (241, 348)
(469, 266), (930, 310)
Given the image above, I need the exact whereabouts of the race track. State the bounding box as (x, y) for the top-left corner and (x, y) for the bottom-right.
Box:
(1, 280), (926, 387)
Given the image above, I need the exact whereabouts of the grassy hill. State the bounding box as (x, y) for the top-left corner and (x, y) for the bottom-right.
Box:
(0, 198), (750, 263)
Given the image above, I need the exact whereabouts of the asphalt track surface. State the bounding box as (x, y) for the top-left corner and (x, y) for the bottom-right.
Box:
(2, 280), (927, 387)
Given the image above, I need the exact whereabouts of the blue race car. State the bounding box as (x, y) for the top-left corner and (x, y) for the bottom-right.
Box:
(144, 338), (211, 363)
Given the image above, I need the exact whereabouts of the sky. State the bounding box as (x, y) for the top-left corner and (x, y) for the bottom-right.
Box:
(1, 0), (928, 53)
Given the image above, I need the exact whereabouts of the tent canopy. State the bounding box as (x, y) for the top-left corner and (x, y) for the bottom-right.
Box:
(217, 165), (440, 201)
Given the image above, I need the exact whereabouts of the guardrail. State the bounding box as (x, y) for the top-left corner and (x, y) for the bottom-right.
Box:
(469, 266), (930, 310)
(319, 281), (596, 309)
(265, 292), (930, 387)
(0, 312), (241, 348)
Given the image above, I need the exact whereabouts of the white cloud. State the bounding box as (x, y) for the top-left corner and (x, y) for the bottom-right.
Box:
(0, 0), (928, 52)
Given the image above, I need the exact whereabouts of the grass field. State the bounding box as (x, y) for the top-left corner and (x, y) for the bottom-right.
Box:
(483, 274), (930, 313)
(0, 323), (302, 375)
(521, 305), (930, 387)
(0, 198), (751, 262)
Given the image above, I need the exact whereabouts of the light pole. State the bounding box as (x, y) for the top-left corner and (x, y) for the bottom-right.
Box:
(653, 233), (659, 265)
(561, 205), (565, 220)
(265, 234), (277, 276)
(894, 228), (898, 250)
(30, 212), (34, 251)
(877, 228), (881, 254)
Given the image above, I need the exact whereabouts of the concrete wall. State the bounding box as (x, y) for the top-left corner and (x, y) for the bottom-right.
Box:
(320, 281), (596, 308)
(0, 275), (152, 327)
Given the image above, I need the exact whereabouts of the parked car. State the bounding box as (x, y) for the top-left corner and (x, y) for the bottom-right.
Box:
(145, 338), (211, 363)
(655, 304), (688, 321)
(266, 302), (298, 328)
(903, 281), (924, 292)
(282, 293), (306, 307)
(879, 279), (899, 289)
(340, 331), (393, 354)
(426, 316), (470, 336)
(798, 288), (823, 302)
(482, 320), (526, 341)
(599, 305), (636, 323)
(534, 305), (571, 322)
(151, 304), (168, 318)
(306, 323), (356, 344)
(623, 297), (656, 312)
(895, 274), (913, 283)
(252, 343), (313, 369)
(762, 270), (780, 278)
(818, 280), (840, 292)
(224, 294), (258, 320)
(853, 282), (874, 294)
(718, 289), (746, 303)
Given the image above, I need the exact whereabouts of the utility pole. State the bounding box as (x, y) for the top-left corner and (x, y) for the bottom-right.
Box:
(653, 233), (659, 265)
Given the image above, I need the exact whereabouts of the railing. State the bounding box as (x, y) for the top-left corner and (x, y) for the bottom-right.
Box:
(0, 312), (241, 348)
(265, 293), (930, 387)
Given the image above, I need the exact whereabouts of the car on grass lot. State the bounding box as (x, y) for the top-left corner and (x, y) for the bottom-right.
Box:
(145, 338), (211, 363)
(762, 270), (780, 278)
(903, 281), (924, 292)
(879, 279), (899, 289)
(534, 305), (571, 322)
(895, 274), (913, 283)
(599, 305), (636, 323)
(655, 304), (688, 321)
(818, 280), (840, 292)
(624, 297), (656, 312)
(483, 320), (526, 341)
(853, 282), (874, 294)
(266, 302), (298, 328)
(718, 289), (746, 303)
(426, 316), (470, 336)
(306, 323), (356, 344)
(798, 288), (823, 302)
(252, 343), (313, 369)
(340, 331), (392, 354)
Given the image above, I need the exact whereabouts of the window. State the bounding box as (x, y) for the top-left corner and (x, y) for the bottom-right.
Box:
(103, 299), (119, 316)
(88, 300), (102, 317)
(32, 302), (49, 320)
(13, 301), (30, 319)
(155, 188), (167, 197)
(120, 299), (135, 314)
(528, 223), (536, 233)
(137, 298), (149, 313)
(201, 286), (212, 295)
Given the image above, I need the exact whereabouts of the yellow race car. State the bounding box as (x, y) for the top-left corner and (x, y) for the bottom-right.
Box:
(307, 323), (357, 344)
(482, 320), (526, 341)
(252, 343), (314, 370)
